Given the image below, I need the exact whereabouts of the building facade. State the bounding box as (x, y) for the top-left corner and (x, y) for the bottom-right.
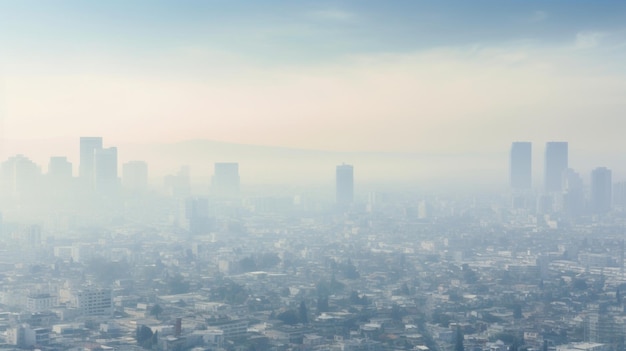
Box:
(336, 164), (354, 207)
(510, 142), (532, 190)
(544, 142), (568, 193)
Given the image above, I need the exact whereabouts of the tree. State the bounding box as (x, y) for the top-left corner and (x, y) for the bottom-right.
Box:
(277, 309), (299, 325)
(391, 303), (405, 322)
(239, 256), (257, 272)
(150, 331), (159, 349)
(400, 282), (411, 296)
(150, 304), (163, 320)
(513, 304), (523, 319)
(572, 278), (588, 291)
(455, 326), (464, 351)
(136, 325), (153, 347)
(299, 301), (309, 324)
(167, 274), (190, 294)
(317, 296), (329, 313)
(341, 260), (360, 279)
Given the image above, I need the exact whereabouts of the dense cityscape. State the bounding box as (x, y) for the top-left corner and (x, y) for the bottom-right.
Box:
(0, 138), (625, 351)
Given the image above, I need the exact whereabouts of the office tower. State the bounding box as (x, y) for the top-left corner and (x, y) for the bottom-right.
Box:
(591, 167), (612, 214)
(183, 197), (212, 235)
(165, 166), (191, 198)
(336, 164), (354, 206)
(212, 162), (240, 198)
(614, 182), (626, 209)
(0, 154), (41, 199)
(94, 147), (118, 194)
(79, 137), (103, 182)
(48, 157), (72, 180)
(544, 142), (568, 193)
(562, 168), (584, 218)
(122, 161), (148, 191)
(47, 157), (73, 202)
(510, 142), (532, 190)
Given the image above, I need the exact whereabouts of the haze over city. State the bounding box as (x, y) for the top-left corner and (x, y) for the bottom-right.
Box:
(2, 1), (626, 186)
(1, 2), (626, 351)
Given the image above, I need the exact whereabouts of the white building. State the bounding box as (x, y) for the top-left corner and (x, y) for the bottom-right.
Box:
(26, 293), (58, 312)
(70, 287), (113, 316)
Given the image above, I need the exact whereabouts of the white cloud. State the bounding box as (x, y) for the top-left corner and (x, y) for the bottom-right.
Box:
(575, 31), (607, 49)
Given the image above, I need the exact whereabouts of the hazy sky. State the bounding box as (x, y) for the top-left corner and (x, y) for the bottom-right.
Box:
(1, 0), (626, 156)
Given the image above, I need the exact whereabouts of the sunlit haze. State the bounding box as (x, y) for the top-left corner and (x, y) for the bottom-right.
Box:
(2, 1), (626, 184)
(2, 3), (626, 350)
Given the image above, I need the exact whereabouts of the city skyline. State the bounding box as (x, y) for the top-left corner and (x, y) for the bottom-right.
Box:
(2, 137), (626, 189)
(1, 1), (626, 156)
(2, 3), (626, 350)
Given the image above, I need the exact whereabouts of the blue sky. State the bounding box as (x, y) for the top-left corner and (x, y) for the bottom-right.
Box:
(1, 1), (626, 165)
(3, 1), (625, 64)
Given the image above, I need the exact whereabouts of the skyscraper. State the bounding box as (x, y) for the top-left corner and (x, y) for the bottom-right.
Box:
(48, 157), (73, 181)
(94, 147), (118, 194)
(510, 142), (532, 190)
(165, 166), (191, 198)
(47, 157), (73, 200)
(122, 161), (148, 191)
(544, 142), (568, 193)
(0, 154), (41, 199)
(562, 168), (584, 218)
(79, 137), (103, 183)
(591, 167), (612, 214)
(336, 164), (354, 206)
(212, 162), (240, 198)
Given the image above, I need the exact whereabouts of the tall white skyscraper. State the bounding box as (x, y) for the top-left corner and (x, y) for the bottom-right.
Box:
(79, 137), (103, 184)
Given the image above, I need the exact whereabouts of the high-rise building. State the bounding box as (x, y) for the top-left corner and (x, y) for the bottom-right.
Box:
(183, 197), (212, 235)
(79, 137), (103, 183)
(613, 181), (626, 209)
(212, 163), (240, 198)
(336, 164), (354, 206)
(122, 161), (148, 191)
(0, 155), (42, 199)
(94, 147), (118, 194)
(562, 168), (584, 218)
(510, 142), (532, 190)
(591, 167), (612, 214)
(48, 157), (72, 180)
(47, 156), (73, 203)
(544, 142), (568, 193)
(165, 166), (191, 198)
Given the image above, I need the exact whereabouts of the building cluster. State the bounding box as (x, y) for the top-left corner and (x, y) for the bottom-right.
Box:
(510, 142), (617, 222)
(0, 139), (624, 351)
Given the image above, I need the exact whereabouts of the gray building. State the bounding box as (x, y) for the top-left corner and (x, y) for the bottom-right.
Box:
(79, 136), (103, 185)
(336, 164), (354, 207)
(591, 167), (612, 214)
(544, 141), (568, 193)
(212, 162), (240, 198)
(510, 142), (532, 190)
